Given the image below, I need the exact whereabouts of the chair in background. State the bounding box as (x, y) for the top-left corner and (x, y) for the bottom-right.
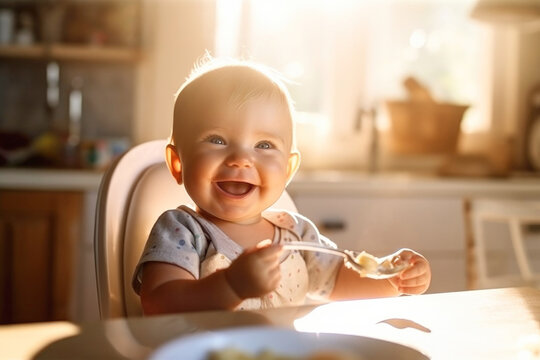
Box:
(94, 139), (297, 319)
(468, 198), (540, 289)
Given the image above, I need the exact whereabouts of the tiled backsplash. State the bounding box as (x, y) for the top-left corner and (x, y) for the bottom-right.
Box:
(0, 59), (135, 140)
(0, 60), (47, 136)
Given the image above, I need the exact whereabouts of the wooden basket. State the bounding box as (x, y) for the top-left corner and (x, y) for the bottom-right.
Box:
(385, 100), (468, 154)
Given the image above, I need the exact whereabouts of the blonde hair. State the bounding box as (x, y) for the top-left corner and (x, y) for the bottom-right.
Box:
(170, 56), (296, 150)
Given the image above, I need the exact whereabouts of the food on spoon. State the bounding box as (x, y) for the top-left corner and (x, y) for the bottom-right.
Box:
(354, 251), (379, 273)
(353, 251), (407, 276)
(378, 257), (394, 272)
(342, 249), (407, 278)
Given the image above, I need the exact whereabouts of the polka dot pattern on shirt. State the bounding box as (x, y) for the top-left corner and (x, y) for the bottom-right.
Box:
(133, 207), (342, 308)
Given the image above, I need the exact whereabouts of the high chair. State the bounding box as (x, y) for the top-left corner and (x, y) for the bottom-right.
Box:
(469, 198), (540, 289)
(94, 139), (297, 319)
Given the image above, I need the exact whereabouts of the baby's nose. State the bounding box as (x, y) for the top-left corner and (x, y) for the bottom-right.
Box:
(225, 148), (254, 168)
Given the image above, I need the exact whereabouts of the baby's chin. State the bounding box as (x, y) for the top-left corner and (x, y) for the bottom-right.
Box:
(196, 205), (265, 225)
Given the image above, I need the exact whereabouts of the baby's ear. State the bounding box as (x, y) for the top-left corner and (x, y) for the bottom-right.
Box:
(286, 151), (301, 185)
(165, 144), (183, 184)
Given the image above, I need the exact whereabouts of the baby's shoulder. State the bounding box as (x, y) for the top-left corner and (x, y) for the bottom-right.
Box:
(154, 205), (205, 232)
(158, 205), (193, 220)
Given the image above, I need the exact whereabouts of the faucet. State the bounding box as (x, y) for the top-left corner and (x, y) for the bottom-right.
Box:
(68, 76), (83, 147)
(356, 106), (379, 173)
(46, 61), (59, 121)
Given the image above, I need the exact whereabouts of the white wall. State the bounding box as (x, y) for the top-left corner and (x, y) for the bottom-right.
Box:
(134, 0), (216, 144)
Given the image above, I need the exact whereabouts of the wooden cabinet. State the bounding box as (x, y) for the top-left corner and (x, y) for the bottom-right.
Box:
(0, 190), (82, 324)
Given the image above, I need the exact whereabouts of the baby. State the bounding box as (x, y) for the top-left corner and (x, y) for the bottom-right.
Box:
(132, 58), (431, 315)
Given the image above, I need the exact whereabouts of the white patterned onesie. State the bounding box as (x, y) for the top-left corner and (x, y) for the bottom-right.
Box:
(132, 205), (342, 310)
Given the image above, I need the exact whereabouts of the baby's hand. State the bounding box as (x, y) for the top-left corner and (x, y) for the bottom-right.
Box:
(388, 249), (431, 295)
(224, 240), (283, 300)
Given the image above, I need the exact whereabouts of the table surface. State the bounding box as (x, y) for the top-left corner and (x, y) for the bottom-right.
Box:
(1, 287), (539, 359)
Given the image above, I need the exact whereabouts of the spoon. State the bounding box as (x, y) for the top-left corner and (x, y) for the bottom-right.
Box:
(282, 241), (408, 279)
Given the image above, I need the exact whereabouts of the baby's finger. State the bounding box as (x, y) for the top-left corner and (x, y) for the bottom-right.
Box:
(394, 249), (415, 262)
(399, 272), (430, 288)
(254, 245), (284, 267)
(399, 262), (425, 280)
(399, 284), (428, 295)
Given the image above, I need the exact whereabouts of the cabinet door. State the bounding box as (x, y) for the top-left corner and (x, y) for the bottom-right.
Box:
(292, 194), (467, 293)
(0, 191), (82, 324)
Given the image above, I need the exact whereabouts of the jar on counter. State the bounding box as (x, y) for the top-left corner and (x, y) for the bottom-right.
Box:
(15, 12), (35, 45)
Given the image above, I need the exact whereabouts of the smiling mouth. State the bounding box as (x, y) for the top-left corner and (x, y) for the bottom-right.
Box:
(216, 181), (255, 196)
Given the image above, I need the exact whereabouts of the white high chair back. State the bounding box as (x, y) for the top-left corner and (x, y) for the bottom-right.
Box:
(94, 139), (297, 319)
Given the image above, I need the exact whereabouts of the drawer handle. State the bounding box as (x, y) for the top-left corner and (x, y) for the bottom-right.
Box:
(319, 220), (346, 231)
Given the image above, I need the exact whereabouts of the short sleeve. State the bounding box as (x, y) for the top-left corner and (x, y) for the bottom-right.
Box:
(131, 208), (209, 294)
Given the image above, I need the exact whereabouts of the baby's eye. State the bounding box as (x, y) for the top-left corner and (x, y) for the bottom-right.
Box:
(206, 135), (226, 145)
(255, 141), (273, 150)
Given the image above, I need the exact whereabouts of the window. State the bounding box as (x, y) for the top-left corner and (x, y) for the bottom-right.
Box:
(215, 0), (487, 135)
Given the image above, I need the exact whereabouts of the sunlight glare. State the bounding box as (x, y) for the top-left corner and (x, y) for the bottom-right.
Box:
(295, 111), (330, 137)
(426, 30), (442, 53)
(409, 29), (427, 49)
(214, 0), (243, 57)
(284, 62), (305, 80)
(294, 301), (373, 336)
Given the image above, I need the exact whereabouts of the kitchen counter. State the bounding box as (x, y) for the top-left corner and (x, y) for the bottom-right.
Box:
(0, 168), (104, 191)
(1, 167), (539, 197)
(288, 170), (540, 198)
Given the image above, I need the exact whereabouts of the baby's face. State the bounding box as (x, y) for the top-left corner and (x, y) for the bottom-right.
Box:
(177, 96), (296, 224)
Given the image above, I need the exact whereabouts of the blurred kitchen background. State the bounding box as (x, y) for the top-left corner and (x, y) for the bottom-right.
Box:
(1, 0), (540, 324)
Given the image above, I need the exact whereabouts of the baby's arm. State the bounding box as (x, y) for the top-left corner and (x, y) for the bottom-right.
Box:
(140, 243), (283, 314)
(140, 262), (240, 314)
(330, 249), (431, 300)
(330, 264), (400, 300)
